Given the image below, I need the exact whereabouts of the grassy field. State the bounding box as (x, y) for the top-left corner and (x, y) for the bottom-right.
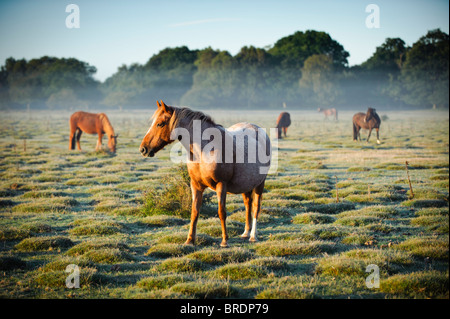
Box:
(0, 108), (448, 299)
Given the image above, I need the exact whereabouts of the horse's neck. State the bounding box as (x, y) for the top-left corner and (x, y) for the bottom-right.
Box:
(101, 116), (114, 136)
(176, 119), (223, 159)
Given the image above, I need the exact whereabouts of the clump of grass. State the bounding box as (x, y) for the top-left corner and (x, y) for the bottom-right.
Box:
(20, 222), (52, 233)
(255, 240), (336, 257)
(33, 267), (99, 288)
(69, 219), (122, 236)
(171, 280), (238, 298)
(213, 263), (268, 280)
(341, 233), (374, 246)
(334, 216), (380, 227)
(156, 257), (206, 273)
(137, 274), (191, 290)
(66, 240), (129, 257)
(186, 247), (252, 265)
(347, 166), (371, 172)
(141, 165), (194, 218)
(306, 202), (356, 214)
(82, 248), (133, 264)
(145, 244), (196, 258)
(15, 236), (74, 252)
(380, 271), (448, 298)
(156, 233), (216, 246)
(394, 237), (448, 260)
(402, 199), (448, 208)
(315, 255), (366, 277)
(411, 215), (449, 234)
(0, 227), (32, 241)
(39, 256), (94, 272)
(292, 213), (335, 225)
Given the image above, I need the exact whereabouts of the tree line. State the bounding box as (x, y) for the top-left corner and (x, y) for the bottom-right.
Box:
(0, 29), (448, 111)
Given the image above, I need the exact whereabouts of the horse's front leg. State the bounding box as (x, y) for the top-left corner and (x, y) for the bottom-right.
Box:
(216, 182), (228, 247)
(96, 133), (103, 150)
(376, 128), (380, 144)
(185, 182), (204, 246)
(366, 129), (372, 142)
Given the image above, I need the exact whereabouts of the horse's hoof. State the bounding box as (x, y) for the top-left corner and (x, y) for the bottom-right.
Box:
(249, 237), (258, 243)
(377, 140), (381, 144)
(220, 242), (229, 248)
(240, 233), (250, 239)
(184, 241), (195, 246)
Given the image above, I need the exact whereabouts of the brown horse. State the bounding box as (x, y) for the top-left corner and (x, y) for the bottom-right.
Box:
(69, 111), (118, 153)
(276, 112), (291, 138)
(352, 107), (381, 144)
(140, 101), (271, 247)
(318, 107), (338, 120)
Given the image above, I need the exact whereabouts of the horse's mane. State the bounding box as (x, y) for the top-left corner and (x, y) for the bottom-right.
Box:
(169, 107), (219, 130)
(99, 113), (115, 135)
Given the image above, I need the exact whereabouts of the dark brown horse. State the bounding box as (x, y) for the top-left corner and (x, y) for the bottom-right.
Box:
(352, 108), (381, 144)
(69, 111), (118, 152)
(139, 101), (271, 247)
(276, 112), (291, 138)
(318, 107), (338, 120)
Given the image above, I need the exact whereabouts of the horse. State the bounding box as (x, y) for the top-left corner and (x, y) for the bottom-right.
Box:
(352, 107), (381, 144)
(318, 107), (338, 121)
(276, 112), (291, 138)
(139, 100), (271, 247)
(69, 111), (118, 153)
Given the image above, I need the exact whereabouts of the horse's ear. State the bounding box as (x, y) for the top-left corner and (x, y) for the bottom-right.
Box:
(160, 100), (172, 114)
(156, 101), (161, 108)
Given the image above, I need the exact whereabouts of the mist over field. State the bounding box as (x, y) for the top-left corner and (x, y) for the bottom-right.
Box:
(0, 29), (448, 111)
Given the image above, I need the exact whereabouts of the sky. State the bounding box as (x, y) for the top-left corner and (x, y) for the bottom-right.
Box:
(0, 0), (448, 82)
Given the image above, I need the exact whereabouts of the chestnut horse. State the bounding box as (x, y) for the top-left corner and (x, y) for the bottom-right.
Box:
(139, 101), (271, 247)
(69, 111), (118, 153)
(318, 107), (338, 121)
(352, 107), (381, 144)
(276, 112), (291, 138)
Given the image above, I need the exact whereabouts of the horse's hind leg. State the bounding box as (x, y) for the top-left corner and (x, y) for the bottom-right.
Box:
(76, 129), (82, 150)
(376, 128), (380, 144)
(250, 180), (265, 242)
(185, 182), (204, 246)
(241, 191), (253, 238)
(216, 182), (228, 247)
(283, 127), (287, 137)
(69, 128), (77, 150)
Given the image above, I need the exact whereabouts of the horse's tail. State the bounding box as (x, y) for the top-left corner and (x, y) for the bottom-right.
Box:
(352, 121), (358, 140)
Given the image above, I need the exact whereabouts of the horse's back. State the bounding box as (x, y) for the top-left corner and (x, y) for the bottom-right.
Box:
(225, 122), (271, 193)
(70, 111), (100, 134)
(276, 112), (291, 127)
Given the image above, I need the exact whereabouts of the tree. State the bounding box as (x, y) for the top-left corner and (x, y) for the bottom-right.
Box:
(398, 29), (449, 108)
(299, 54), (342, 107)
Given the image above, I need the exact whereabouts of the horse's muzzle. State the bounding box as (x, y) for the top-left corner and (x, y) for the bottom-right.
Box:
(140, 146), (155, 157)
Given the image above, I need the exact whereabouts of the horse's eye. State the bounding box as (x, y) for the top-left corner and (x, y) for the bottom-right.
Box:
(157, 122), (166, 128)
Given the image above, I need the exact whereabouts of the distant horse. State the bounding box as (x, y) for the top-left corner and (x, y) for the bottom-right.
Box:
(69, 111), (118, 153)
(276, 112), (291, 138)
(318, 108), (338, 121)
(140, 101), (271, 247)
(352, 107), (381, 144)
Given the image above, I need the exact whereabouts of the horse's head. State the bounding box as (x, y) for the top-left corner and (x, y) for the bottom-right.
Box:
(364, 108), (376, 122)
(140, 100), (175, 157)
(108, 134), (118, 153)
